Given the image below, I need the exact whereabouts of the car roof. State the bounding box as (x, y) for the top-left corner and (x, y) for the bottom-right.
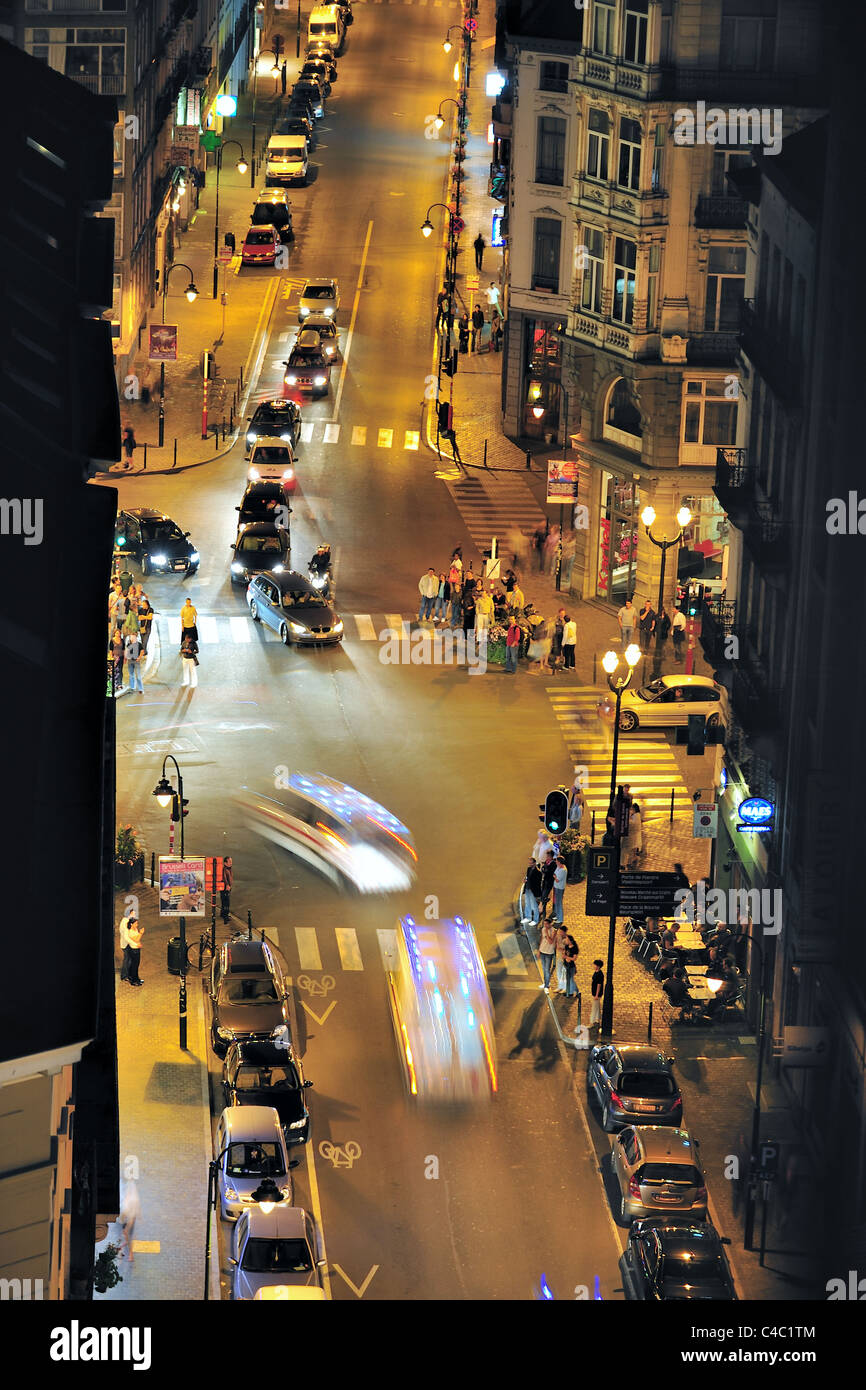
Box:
(634, 1127), (696, 1159)
(224, 940), (271, 973)
(266, 570), (316, 595)
(252, 399), (296, 414)
(236, 522), (286, 538)
(287, 773), (412, 836)
(256, 188), (289, 200)
(123, 508), (171, 521)
(657, 675), (719, 692)
(246, 223), (276, 234)
(220, 1105), (283, 1139)
(246, 1205), (308, 1238)
(303, 279), (335, 290)
(296, 329), (322, 346)
(242, 480), (286, 497)
(231, 1041), (296, 1068)
(612, 1045), (674, 1071)
(655, 1224), (723, 1254)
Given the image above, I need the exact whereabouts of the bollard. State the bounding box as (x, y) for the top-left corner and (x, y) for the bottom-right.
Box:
(483, 439), (488, 469)
(525, 449), (532, 470)
(591, 809), (596, 844)
(647, 1001), (653, 1042)
(214, 428), (219, 452)
(239, 364), (244, 391)
(669, 787), (675, 822)
(592, 650), (597, 685)
(142, 443), (147, 471)
(173, 438), (178, 468)
(229, 403), (234, 431)
(247, 910), (253, 940)
(150, 851), (155, 888)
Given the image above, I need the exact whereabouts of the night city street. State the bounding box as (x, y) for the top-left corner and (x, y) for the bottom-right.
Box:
(2, 0), (865, 1367)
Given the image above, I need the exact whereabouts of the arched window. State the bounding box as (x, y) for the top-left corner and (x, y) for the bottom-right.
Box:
(603, 377), (642, 449)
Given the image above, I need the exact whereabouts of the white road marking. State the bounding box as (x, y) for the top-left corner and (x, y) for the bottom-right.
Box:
(323, 422), (340, 443)
(198, 616), (218, 644)
(295, 927), (323, 970)
(229, 617), (251, 643)
(496, 931), (528, 975)
(166, 616), (181, 644)
(335, 927), (363, 970)
(351, 425), (367, 445)
(330, 218), (373, 422)
(277, 331), (289, 342)
(299, 422), (314, 442)
(377, 929), (399, 970)
(377, 428), (393, 448)
(404, 430), (419, 450)
(386, 613), (409, 638)
(354, 614), (377, 640)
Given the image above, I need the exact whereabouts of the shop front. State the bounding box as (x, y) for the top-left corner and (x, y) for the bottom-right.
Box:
(596, 471), (642, 606)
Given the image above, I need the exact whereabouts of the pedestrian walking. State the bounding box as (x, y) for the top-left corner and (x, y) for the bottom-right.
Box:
(111, 629), (125, 690)
(553, 925), (568, 992)
(618, 595), (638, 647)
(562, 613), (577, 670)
(540, 851), (556, 919)
(126, 918), (144, 985)
(551, 856), (567, 924)
(522, 859), (543, 926)
(490, 308), (503, 352)
(118, 1178), (142, 1260)
(471, 302), (485, 351)
(137, 594), (154, 653)
(526, 616), (550, 675)
(532, 827), (553, 865)
(436, 288), (448, 330)
(118, 911), (133, 981)
(180, 631), (199, 688)
(533, 522), (547, 572)
(473, 231), (485, 271)
(538, 920), (557, 989)
(433, 573), (449, 624)
(220, 856), (233, 923)
(596, 691), (615, 749)
(124, 632), (144, 693)
(563, 932), (579, 997)
(624, 799), (643, 868)
(505, 615), (521, 673)
(443, 423), (463, 463)
(637, 599), (656, 653)
(543, 524), (560, 576)
(121, 424), (137, 469)
(656, 605), (671, 652)
(458, 312), (470, 354)
(590, 959), (604, 1027)
(671, 604), (686, 660)
(474, 585), (494, 645)
(417, 567), (438, 622)
(180, 597), (198, 641)
(569, 779), (587, 830)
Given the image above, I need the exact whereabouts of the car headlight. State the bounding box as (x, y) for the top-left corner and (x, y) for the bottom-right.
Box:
(231, 562), (244, 575)
(273, 564), (284, 574)
(190, 551), (200, 563)
(280, 432), (291, 441)
(246, 431), (257, 444)
(225, 1187), (239, 1202)
(283, 468), (294, 480)
(299, 305), (310, 316)
(313, 375), (326, 387)
(152, 554), (167, 566)
(332, 620), (343, 634)
(290, 621), (308, 635)
(323, 306), (334, 317)
(249, 467), (261, 480)
(285, 375), (298, 385)
(288, 1118), (306, 1129)
(324, 345), (334, 356)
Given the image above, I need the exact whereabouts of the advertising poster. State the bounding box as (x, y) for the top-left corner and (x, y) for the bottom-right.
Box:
(159, 856), (206, 916)
(546, 459), (579, 504)
(148, 324), (178, 362)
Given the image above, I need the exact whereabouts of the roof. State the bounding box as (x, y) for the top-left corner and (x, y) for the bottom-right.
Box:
(271, 571), (315, 593)
(236, 521), (286, 537)
(220, 1104), (284, 1138)
(499, 0), (583, 51)
(231, 1040), (296, 1067)
(225, 940), (271, 972)
(756, 116), (826, 225)
(657, 675), (717, 689)
(247, 1205), (308, 1237)
(124, 508), (169, 520)
(635, 1127), (696, 1158)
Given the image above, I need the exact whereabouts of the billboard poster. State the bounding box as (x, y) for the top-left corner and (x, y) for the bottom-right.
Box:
(159, 857), (206, 916)
(148, 324), (178, 362)
(546, 459), (579, 504)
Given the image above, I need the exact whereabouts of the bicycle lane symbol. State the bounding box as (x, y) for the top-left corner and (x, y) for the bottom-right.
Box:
(297, 974), (337, 1026)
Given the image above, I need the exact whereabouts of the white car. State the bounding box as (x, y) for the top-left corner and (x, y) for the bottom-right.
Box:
(297, 277), (340, 325)
(230, 1205), (325, 1300)
(617, 674), (729, 733)
(248, 437), (296, 491)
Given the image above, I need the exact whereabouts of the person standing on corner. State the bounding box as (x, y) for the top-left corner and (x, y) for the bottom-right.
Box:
(505, 613), (521, 673)
(471, 302), (485, 351)
(618, 595), (638, 648)
(561, 612), (577, 671)
(180, 597), (198, 642)
(522, 859), (543, 928)
(671, 604), (687, 660)
(125, 631), (144, 694)
(121, 424), (137, 470)
(474, 585), (494, 647)
(551, 855), (568, 925)
(417, 567), (438, 623)
(638, 599), (656, 654)
(458, 312), (470, 354)
(590, 959), (604, 1028)
(138, 594), (154, 653)
(118, 911), (132, 982)
(220, 856), (233, 923)
(538, 919), (557, 990)
(563, 932), (580, 998)
(180, 630), (199, 688)
(436, 288), (448, 331)
(473, 231), (485, 271)
(126, 917), (144, 985)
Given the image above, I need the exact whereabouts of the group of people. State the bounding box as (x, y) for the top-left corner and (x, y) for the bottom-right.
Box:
(520, 824), (605, 1022)
(109, 569), (154, 694)
(617, 595), (687, 658)
(525, 605), (578, 676)
(649, 899), (745, 1020)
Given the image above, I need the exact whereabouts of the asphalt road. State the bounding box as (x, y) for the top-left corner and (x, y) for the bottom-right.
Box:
(104, 5), (630, 1300)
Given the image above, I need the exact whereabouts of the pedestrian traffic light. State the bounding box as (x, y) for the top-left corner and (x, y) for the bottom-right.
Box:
(685, 582), (702, 617)
(170, 795), (190, 821)
(438, 400), (452, 434)
(442, 350), (457, 378)
(201, 350), (215, 381)
(542, 789), (569, 835)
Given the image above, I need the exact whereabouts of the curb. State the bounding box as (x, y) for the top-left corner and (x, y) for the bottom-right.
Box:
(511, 881), (588, 1050)
(143, 619), (161, 683)
(94, 430), (242, 480)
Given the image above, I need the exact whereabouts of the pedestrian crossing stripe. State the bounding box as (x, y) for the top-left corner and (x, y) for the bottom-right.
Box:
(351, 426), (367, 446)
(242, 416), (428, 450)
(281, 926), (528, 974)
(404, 431), (419, 451)
(323, 422), (340, 443)
(161, 613), (432, 645)
(378, 428), (393, 448)
(442, 473), (547, 554)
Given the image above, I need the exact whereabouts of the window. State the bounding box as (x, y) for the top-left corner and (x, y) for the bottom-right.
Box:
(539, 60), (569, 93)
(612, 237), (637, 325)
(525, 321), (561, 374)
(536, 116), (566, 186)
(646, 243), (660, 329)
(617, 117), (642, 190)
(683, 380), (738, 446)
(704, 245), (745, 330)
(592, 0), (615, 55)
(606, 379), (642, 436)
(720, 14), (776, 71)
(711, 149), (753, 196)
(533, 218), (561, 292)
(581, 227), (604, 314)
(623, 0), (649, 64)
(27, 26), (126, 93)
(651, 123), (664, 191)
(586, 109), (610, 181)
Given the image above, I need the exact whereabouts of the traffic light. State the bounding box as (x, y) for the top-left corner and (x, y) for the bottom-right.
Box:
(685, 582), (702, 617)
(442, 350), (458, 378)
(542, 789), (569, 835)
(171, 795), (190, 821)
(201, 349), (215, 380)
(438, 400), (453, 434)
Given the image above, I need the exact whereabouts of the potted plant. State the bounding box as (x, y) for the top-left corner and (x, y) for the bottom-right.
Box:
(559, 829), (589, 883)
(115, 824), (144, 890)
(93, 1244), (123, 1294)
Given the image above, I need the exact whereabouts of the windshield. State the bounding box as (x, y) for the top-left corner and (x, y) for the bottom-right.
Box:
(241, 499), (281, 521)
(304, 285), (334, 298)
(226, 1142), (285, 1178)
(620, 1072), (676, 1098)
(661, 1255), (725, 1285)
(253, 447), (292, 463)
(289, 351), (325, 366)
(219, 978), (280, 1004)
(236, 1065), (300, 1090)
(246, 230), (274, 245)
(241, 1238), (311, 1273)
(282, 591), (328, 609)
(238, 533), (284, 554)
(637, 680), (667, 701)
(141, 521), (184, 542)
(638, 1164), (701, 1186)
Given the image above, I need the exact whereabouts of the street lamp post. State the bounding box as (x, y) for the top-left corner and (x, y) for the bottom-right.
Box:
(740, 930), (771, 1250)
(600, 645), (642, 1036)
(212, 140), (249, 298)
(153, 755), (190, 1050)
(422, 202), (459, 422)
(250, 49), (282, 188)
(640, 503), (692, 629)
(157, 263), (198, 448)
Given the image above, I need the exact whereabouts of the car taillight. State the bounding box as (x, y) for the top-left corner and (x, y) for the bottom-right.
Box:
(696, 1186), (707, 1202)
(609, 1091), (624, 1110)
(628, 1176), (641, 1198)
(671, 1097), (682, 1113)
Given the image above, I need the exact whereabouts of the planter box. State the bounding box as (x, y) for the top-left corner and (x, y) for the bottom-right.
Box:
(564, 849), (584, 883)
(114, 855), (144, 890)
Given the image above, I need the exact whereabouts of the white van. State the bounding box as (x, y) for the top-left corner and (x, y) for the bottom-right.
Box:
(265, 134), (309, 187)
(308, 5), (345, 54)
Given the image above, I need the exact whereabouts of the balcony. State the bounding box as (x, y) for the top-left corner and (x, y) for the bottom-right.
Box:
(687, 331), (738, 364)
(492, 99), (512, 137)
(67, 72), (127, 97)
(730, 649), (783, 742)
(577, 54), (665, 100)
(700, 598), (737, 665)
(714, 446), (752, 511)
(743, 502), (788, 572)
(658, 67), (827, 106)
(739, 300), (803, 407)
(694, 195), (748, 229)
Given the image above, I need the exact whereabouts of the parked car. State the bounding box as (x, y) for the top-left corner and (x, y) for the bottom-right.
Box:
(617, 674), (729, 733)
(209, 937), (292, 1058)
(223, 1040), (312, 1144)
(229, 1206), (325, 1300)
(251, 188), (294, 240)
(292, 79), (324, 119)
(301, 57), (334, 91)
(245, 399), (302, 456)
(298, 63), (328, 97)
(586, 1044), (683, 1132)
(278, 114), (314, 151)
(213, 1105), (297, 1221)
(304, 41), (337, 79)
(230, 522), (291, 585)
(621, 1217), (737, 1300)
(115, 508), (199, 576)
(247, 570), (343, 646)
(241, 225), (280, 266)
(610, 1126), (708, 1226)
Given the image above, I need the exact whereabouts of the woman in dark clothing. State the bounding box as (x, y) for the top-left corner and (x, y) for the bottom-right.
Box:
(458, 313), (470, 354)
(656, 605), (672, 649)
(563, 933), (580, 997)
(461, 585), (476, 637)
(540, 853), (556, 919)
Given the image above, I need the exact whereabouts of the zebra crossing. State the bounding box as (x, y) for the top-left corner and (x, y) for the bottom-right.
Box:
(159, 612), (420, 646)
(270, 924), (532, 977)
(546, 686), (693, 826)
(443, 471), (547, 556)
(244, 402), (422, 452)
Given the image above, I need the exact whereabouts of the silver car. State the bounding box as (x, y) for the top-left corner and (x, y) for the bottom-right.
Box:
(297, 277), (340, 326)
(230, 1205), (325, 1300)
(610, 1125), (707, 1225)
(617, 674), (729, 733)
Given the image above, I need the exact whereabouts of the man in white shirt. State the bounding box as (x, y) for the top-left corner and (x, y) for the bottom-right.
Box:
(417, 568), (439, 622)
(671, 605), (687, 660)
(532, 829), (553, 865)
(618, 597), (637, 647)
(474, 586), (494, 644)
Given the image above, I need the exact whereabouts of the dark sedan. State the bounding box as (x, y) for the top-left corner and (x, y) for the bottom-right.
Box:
(236, 481), (292, 533)
(115, 508), (200, 576)
(586, 1043), (683, 1132)
(245, 399), (302, 457)
(209, 938), (292, 1058)
(622, 1218), (737, 1300)
(230, 522), (291, 586)
(223, 1040), (313, 1144)
(247, 571), (343, 646)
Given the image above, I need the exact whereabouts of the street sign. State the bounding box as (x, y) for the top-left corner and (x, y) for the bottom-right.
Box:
(169, 145), (193, 165)
(617, 870), (685, 918)
(781, 1026), (830, 1068)
(199, 130), (221, 152)
(546, 459), (579, 504)
(148, 324), (178, 362)
(756, 1140), (780, 1180)
(465, 274), (480, 291)
(693, 799), (718, 838)
(217, 246), (234, 264)
(585, 845), (617, 917)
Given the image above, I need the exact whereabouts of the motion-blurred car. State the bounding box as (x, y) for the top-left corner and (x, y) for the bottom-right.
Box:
(586, 1044), (683, 1132)
(213, 1105), (296, 1221)
(247, 438), (296, 491)
(223, 1041), (312, 1144)
(246, 571), (343, 646)
(209, 938), (292, 1058)
(115, 508), (199, 576)
(622, 1217), (737, 1301)
(297, 277), (340, 324)
(245, 399), (302, 456)
(230, 522), (291, 585)
(230, 1206), (324, 1300)
(610, 1126), (708, 1226)
(617, 675), (728, 733)
(241, 225), (280, 265)
(235, 772), (417, 894)
(236, 481), (292, 533)
(283, 330), (331, 397)
(387, 915), (498, 1102)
